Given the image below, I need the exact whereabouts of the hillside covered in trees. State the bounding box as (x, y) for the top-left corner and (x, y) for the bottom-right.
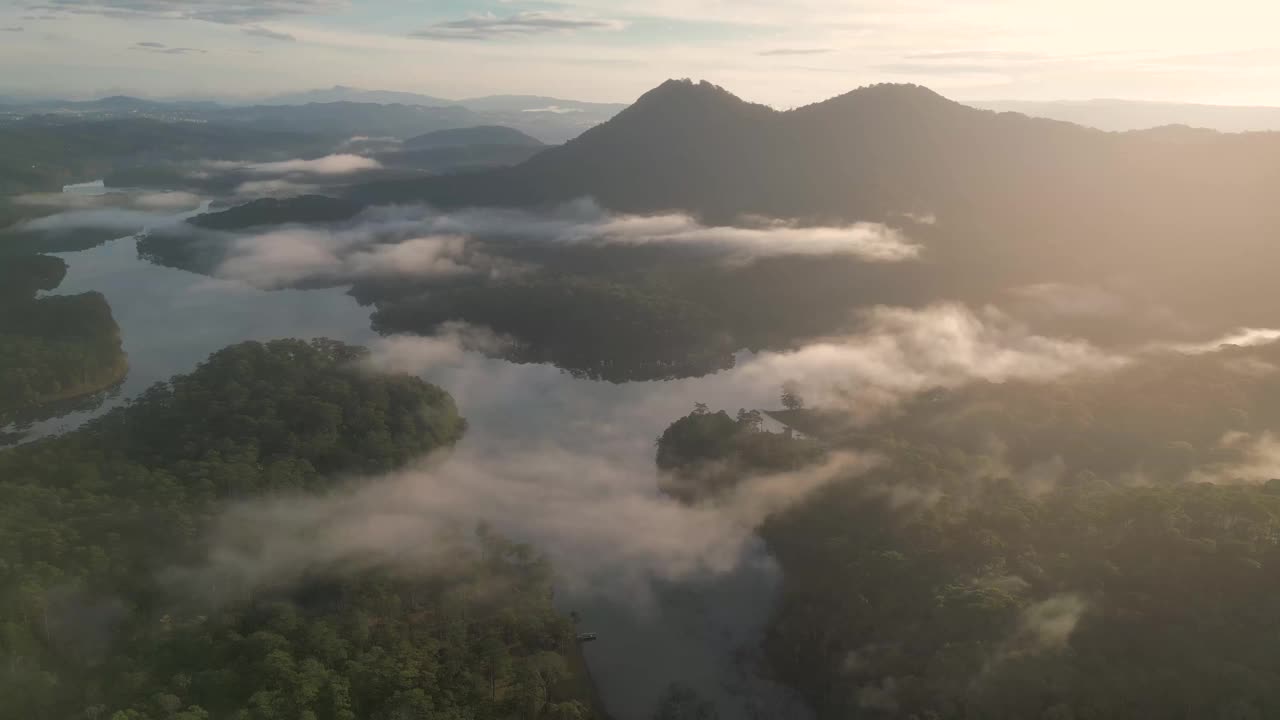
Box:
(0, 338), (598, 720)
(657, 339), (1280, 719)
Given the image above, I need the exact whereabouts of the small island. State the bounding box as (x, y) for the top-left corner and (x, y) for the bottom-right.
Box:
(0, 255), (129, 424)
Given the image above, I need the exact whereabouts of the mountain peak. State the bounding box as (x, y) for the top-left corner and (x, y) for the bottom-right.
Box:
(632, 79), (750, 111)
(785, 82), (966, 125)
(820, 83), (955, 109)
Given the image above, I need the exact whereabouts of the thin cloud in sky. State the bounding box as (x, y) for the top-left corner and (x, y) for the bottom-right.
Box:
(11, 0), (1280, 107)
(412, 11), (625, 41)
(242, 26), (295, 42)
(26, 0), (347, 24)
(131, 41), (205, 55)
(758, 48), (832, 57)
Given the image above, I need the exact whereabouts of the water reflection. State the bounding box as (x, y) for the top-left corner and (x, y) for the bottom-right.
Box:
(10, 235), (378, 442)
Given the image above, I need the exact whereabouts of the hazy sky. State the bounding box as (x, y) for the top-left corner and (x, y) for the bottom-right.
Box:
(4, 0), (1280, 107)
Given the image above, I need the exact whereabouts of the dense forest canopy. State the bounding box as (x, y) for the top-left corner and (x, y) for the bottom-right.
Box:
(0, 339), (602, 719)
(656, 335), (1280, 719)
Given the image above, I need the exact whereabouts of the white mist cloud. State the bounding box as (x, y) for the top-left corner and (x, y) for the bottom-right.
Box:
(1008, 282), (1129, 319)
(182, 447), (875, 603)
(362, 323), (514, 375)
(204, 154), (382, 177)
(210, 200), (915, 287)
(1016, 594), (1087, 653)
(335, 135), (403, 154)
(731, 304), (1125, 421)
(1169, 328), (1280, 354)
(233, 179), (320, 198)
(349, 303), (1127, 474)
(423, 199), (922, 263)
(216, 228), (477, 288)
(598, 215), (917, 263)
(248, 154), (383, 175)
(347, 236), (472, 276)
(1189, 431), (1280, 484)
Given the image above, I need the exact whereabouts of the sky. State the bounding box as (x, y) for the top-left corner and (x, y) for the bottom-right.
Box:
(4, 0), (1280, 107)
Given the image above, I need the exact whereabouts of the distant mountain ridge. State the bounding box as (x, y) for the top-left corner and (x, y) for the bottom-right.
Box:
(260, 86), (453, 107)
(973, 98), (1280, 133)
(0, 90), (625, 143)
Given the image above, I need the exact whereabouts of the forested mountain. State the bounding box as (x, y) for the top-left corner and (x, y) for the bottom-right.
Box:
(386, 126), (548, 173)
(0, 339), (599, 719)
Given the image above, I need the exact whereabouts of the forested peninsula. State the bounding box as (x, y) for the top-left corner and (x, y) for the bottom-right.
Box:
(0, 339), (598, 720)
(0, 255), (128, 425)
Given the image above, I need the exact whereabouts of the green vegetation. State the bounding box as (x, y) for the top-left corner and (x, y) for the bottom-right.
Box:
(361, 247), (914, 383)
(659, 343), (1280, 719)
(853, 340), (1280, 482)
(186, 196), (364, 231)
(371, 277), (739, 382)
(0, 255), (127, 424)
(655, 405), (820, 500)
(759, 455), (1280, 719)
(0, 339), (598, 719)
(0, 253), (68, 298)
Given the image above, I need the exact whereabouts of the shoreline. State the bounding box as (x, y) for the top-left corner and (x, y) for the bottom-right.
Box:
(1, 353), (129, 428)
